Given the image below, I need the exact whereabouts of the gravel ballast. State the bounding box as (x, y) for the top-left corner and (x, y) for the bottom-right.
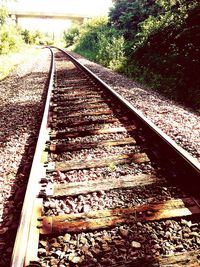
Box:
(69, 52), (200, 162)
(38, 218), (200, 267)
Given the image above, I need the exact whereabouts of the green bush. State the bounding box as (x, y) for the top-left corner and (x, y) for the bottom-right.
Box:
(0, 25), (24, 54)
(74, 17), (108, 60)
(63, 25), (80, 48)
(129, 2), (200, 108)
(72, 17), (126, 71)
(61, 0), (200, 109)
(96, 35), (126, 71)
(109, 0), (162, 42)
(21, 29), (54, 45)
(0, 7), (7, 25)
(109, 0), (200, 109)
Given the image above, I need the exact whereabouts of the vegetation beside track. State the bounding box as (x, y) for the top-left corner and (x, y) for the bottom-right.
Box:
(64, 0), (200, 110)
(0, 47), (41, 80)
(0, 5), (54, 79)
(64, 17), (126, 71)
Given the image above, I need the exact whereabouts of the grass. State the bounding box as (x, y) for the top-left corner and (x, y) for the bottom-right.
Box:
(0, 45), (40, 81)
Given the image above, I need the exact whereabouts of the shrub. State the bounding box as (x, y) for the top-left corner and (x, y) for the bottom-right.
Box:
(96, 35), (126, 71)
(0, 6), (7, 25)
(72, 17), (126, 71)
(0, 25), (24, 54)
(21, 29), (54, 45)
(63, 25), (80, 48)
(109, 0), (200, 108)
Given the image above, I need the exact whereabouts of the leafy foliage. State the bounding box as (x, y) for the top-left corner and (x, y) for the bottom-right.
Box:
(0, 7), (7, 25)
(21, 29), (54, 45)
(74, 17), (109, 59)
(72, 17), (126, 71)
(63, 25), (80, 48)
(109, 0), (162, 41)
(0, 2), (56, 80)
(67, 0), (200, 108)
(0, 24), (24, 54)
(109, 0), (200, 108)
(0, 5), (25, 55)
(96, 35), (125, 70)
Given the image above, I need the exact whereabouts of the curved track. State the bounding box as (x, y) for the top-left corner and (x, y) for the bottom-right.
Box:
(11, 47), (200, 267)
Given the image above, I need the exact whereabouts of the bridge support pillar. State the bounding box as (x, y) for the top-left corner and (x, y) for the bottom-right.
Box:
(10, 14), (18, 24)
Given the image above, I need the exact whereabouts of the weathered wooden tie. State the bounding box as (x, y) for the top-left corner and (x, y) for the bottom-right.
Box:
(51, 117), (129, 128)
(57, 77), (89, 84)
(53, 87), (99, 94)
(157, 250), (200, 267)
(50, 100), (107, 110)
(53, 98), (112, 107)
(52, 109), (113, 119)
(46, 152), (148, 172)
(52, 94), (104, 102)
(43, 174), (161, 197)
(53, 90), (101, 98)
(39, 198), (200, 234)
(52, 85), (98, 92)
(49, 137), (136, 152)
(104, 250), (200, 267)
(50, 125), (136, 139)
(52, 92), (100, 101)
(53, 103), (109, 113)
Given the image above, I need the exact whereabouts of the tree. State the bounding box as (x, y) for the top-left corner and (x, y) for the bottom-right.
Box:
(108, 0), (200, 108)
(0, 7), (8, 25)
(109, 0), (162, 40)
(63, 25), (80, 47)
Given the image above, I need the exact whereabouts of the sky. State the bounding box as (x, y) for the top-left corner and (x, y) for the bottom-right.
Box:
(7, 0), (113, 35)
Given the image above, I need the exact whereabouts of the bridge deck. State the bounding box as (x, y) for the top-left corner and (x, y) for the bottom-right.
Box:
(8, 10), (90, 20)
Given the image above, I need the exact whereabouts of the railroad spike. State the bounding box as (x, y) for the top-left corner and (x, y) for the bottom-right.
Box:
(38, 190), (46, 198)
(28, 261), (42, 267)
(40, 178), (48, 184)
(44, 162), (55, 171)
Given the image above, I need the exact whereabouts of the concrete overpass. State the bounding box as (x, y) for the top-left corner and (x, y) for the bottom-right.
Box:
(8, 10), (91, 24)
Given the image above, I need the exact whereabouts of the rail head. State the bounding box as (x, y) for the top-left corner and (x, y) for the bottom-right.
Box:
(54, 47), (200, 180)
(10, 47), (55, 267)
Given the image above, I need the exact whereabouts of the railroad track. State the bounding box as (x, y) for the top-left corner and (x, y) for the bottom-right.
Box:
(11, 47), (200, 267)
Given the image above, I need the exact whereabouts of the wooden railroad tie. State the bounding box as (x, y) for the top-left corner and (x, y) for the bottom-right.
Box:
(51, 117), (129, 128)
(56, 78), (90, 85)
(38, 197), (200, 234)
(52, 87), (100, 94)
(52, 92), (100, 101)
(50, 125), (136, 139)
(53, 91), (101, 99)
(53, 103), (109, 113)
(28, 250), (200, 267)
(52, 98), (112, 107)
(156, 250), (200, 267)
(99, 250), (200, 267)
(40, 174), (162, 197)
(46, 152), (149, 172)
(52, 85), (99, 92)
(52, 109), (113, 119)
(52, 94), (103, 102)
(48, 137), (136, 152)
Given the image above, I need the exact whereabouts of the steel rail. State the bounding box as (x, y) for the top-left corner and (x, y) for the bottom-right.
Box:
(10, 47), (55, 267)
(55, 47), (200, 182)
